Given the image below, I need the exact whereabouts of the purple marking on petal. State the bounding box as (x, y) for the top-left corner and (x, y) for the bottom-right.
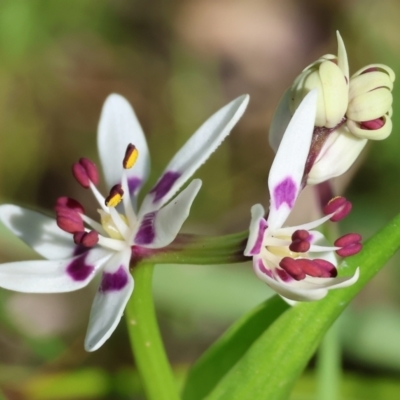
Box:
(258, 259), (273, 278)
(150, 171), (181, 203)
(276, 268), (292, 282)
(99, 266), (128, 292)
(273, 177), (297, 210)
(134, 212), (156, 245)
(249, 219), (268, 255)
(67, 254), (94, 281)
(127, 177), (142, 195)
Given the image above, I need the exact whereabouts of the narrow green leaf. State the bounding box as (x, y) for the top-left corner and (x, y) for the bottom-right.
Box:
(182, 296), (289, 400)
(206, 212), (400, 400)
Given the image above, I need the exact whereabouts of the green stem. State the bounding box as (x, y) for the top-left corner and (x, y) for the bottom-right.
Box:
(125, 263), (180, 400)
(316, 321), (341, 400)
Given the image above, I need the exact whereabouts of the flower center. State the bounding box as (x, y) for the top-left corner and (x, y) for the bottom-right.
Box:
(55, 143), (140, 252)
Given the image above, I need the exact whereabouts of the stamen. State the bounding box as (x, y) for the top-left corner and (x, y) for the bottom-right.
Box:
(295, 258), (327, 277)
(54, 197), (84, 214)
(279, 257), (306, 281)
(72, 158), (99, 188)
(323, 196), (352, 222)
(123, 144), (139, 169)
(56, 208), (84, 233)
(334, 233), (362, 257)
(313, 259), (337, 277)
(289, 229), (311, 252)
(105, 184), (124, 208)
(73, 230), (99, 248)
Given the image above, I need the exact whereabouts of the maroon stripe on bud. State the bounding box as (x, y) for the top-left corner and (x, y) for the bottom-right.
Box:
(73, 230), (99, 248)
(361, 67), (378, 74)
(72, 158), (99, 188)
(323, 196), (352, 222)
(279, 257), (305, 281)
(54, 196), (85, 214)
(359, 118), (385, 130)
(56, 209), (84, 233)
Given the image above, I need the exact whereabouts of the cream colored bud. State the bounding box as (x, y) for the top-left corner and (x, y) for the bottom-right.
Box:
(290, 33), (349, 129)
(347, 64), (395, 140)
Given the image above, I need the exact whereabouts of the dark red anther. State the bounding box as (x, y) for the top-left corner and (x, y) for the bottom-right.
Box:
(291, 230), (310, 241)
(73, 230), (99, 248)
(296, 258), (326, 277)
(289, 240), (310, 253)
(279, 257), (305, 281)
(72, 158), (99, 188)
(313, 259), (337, 277)
(359, 118), (385, 130)
(290, 230), (311, 252)
(56, 208), (84, 233)
(54, 196), (84, 214)
(323, 196), (352, 222)
(335, 233), (362, 257)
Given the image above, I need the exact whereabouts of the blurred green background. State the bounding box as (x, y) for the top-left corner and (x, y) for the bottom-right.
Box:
(1, 0), (400, 398)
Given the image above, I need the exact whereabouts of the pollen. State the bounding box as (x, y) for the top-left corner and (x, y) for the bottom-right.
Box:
(105, 184), (124, 207)
(123, 144), (139, 169)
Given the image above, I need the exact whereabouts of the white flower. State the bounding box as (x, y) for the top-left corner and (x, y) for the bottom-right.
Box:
(245, 90), (360, 302)
(0, 93), (249, 351)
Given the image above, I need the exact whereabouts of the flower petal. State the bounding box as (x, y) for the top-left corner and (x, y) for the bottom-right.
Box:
(140, 95), (249, 213)
(269, 89), (292, 152)
(336, 31), (349, 82)
(254, 256), (359, 301)
(0, 204), (78, 260)
(134, 179), (202, 248)
(98, 94), (150, 195)
(307, 126), (367, 185)
(267, 90), (317, 230)
(244, 204), (267, 256)
(0, 248), (112, 293)
(84, 248), (133, 351)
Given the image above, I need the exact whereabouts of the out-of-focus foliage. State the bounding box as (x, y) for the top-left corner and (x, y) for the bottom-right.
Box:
(1, 0), (400, 398)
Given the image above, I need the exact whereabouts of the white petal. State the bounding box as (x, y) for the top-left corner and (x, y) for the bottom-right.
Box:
(0, 204), (76, 260)
(269, 89), (292, 152)
(307, 126), (367, 185)
(84, 249), (133, 351)
(98, 94), (150, 195)
(244, 204), (267, 256)
(268, 90), (317, 230)
(0, 248), (112, 293)
(140, 95), (249, 213)
(254, 256), (359, 301)
(134, 180), (202, 248)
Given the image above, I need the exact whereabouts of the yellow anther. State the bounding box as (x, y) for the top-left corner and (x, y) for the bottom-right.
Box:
(123, 144), (139, 169)
(105, 184), (124, 208)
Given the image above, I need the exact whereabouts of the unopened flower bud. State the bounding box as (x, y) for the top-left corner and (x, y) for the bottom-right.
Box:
(290, 32), (348, 129)
(346, 64), (395, 140)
